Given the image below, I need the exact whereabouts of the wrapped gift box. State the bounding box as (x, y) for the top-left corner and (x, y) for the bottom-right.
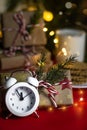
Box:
(39, 83), (73, 107)
(1, 11), (47, 48)
(0, 46), (52, 70)
(39, 70), (73, 107)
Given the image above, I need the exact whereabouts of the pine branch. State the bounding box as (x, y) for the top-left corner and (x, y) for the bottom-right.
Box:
(58, 54), (77, 69)
(45, 65), (66, 84)
(63, 55), (77, 66)
(36, 54), (77, 84)
(44, 55), (77, 84)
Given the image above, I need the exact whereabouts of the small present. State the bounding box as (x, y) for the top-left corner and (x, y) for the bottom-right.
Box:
(39, 81), (73, 107)
(39, 70), (73, 107)
(1, 11), (47, 48)
(0, 46), (52, 70)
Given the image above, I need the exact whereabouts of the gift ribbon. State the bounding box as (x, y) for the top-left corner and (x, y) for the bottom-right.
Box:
(55, 78), (72, 90)
(13, 11), (29, 42)
(4, 45), (37, 56)
(39, 80), (58, 108)
(31, 69), (72, 108)
(3, 45), (39, 72)
(3, 11), (29, 56)
(38, 78), (72, 108)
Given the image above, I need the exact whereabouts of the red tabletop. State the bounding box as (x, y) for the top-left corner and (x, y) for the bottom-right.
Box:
(0, 88), (87, 130)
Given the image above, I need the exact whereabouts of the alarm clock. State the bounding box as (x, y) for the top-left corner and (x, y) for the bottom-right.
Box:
(4, 70), (40, 118)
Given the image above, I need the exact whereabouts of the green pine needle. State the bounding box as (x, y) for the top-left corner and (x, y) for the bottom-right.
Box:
(36, 54), (77, 84)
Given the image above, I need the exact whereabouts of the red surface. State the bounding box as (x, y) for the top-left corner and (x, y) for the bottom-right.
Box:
(0, 88), (87, 130)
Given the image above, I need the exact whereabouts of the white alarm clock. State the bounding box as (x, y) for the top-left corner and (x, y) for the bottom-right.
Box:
(4, 70), (40, 118)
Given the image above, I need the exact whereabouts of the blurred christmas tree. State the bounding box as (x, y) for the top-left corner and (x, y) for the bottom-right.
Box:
(2, 0), (87, 61)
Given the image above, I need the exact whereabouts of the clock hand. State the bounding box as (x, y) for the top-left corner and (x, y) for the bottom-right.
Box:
(16, 90), (24, 101)
(23, 92), (32, 99)
(16, 89), (21, 97)
(23, 94), (29, 99)
(20, 92), (24, 101)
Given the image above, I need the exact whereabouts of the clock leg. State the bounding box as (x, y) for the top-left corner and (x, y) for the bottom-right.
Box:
(5, 113), (13, 119)
(34, 111), (39, 118)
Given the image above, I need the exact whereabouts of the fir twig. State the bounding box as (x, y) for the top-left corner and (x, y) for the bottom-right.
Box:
(44, 55), (77, 84)
(45, 67), (66, 84)
(62, 54), (77, 67)
(36, 54), (77, 84)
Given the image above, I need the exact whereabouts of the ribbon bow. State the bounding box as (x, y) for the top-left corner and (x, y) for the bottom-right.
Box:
(59, 78), (72, 90)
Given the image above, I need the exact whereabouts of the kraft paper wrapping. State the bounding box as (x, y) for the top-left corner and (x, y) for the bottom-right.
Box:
(0, 47), (52, 70)
(0, 53), (24, 70)
(0, 71), (32, 85)
(39, 70), (73, 107)
(39, 84), (73, 107)
(2, 11), (47, 48)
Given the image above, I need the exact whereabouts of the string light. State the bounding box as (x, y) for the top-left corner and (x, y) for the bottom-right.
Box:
(47, 88), (86, 113)
(43, 10), (54, 22)
(47, 107), (54, 112)
(43, 27), (48, 32)
(79, 89), (84, 95)
(62, 48), (67, 56)
(61, 106), (67, 111)
(53, 38), (59, 44)
(65, 2), (72, 9)
(79, 97), (84, 102)
(49, 31), (55, 36)
(47, 84), (86, 113)
(59, 11), (63, 15)
(74, 102), (78, 107)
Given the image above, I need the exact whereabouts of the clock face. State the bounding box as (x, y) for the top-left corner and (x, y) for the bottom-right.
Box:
(5, 82), (40, 117)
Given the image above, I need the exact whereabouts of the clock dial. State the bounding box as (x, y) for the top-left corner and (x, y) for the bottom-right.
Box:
(5, 82), (39, 117)
(9, 86), (35, 112)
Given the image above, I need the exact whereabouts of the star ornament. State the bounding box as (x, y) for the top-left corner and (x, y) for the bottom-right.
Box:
(59, 78), (72, 90)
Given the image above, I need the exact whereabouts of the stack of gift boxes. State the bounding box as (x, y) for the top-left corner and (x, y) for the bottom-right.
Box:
(0, 11), (53, 71)
(0, 11), (73, 109)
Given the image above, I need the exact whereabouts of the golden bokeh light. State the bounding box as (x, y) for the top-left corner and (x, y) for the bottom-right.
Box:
(49, 31), (55, 36)
(43, 10), (54, 22)
(43, 27), (48, 32)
